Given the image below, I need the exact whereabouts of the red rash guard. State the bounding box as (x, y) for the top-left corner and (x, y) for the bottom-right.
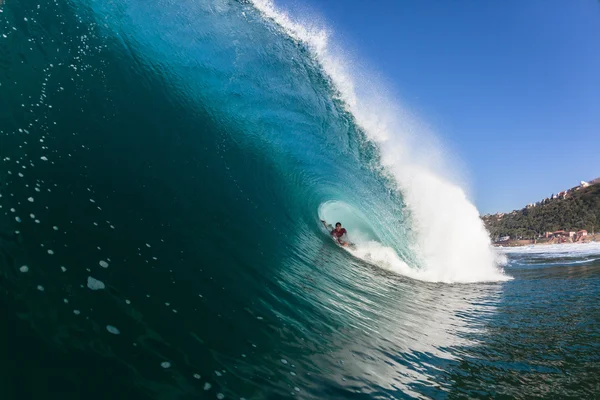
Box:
(331, 228), (347, 238)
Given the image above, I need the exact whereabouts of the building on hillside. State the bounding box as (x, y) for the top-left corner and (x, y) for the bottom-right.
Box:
(546, 230), (571, 243)
(581, 181), (590, 188)
(575, 230), (588, 242)
(497, 236), (510, 242)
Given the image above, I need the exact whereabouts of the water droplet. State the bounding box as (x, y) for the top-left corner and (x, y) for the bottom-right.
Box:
(106, 325), (120, 335)
(87, 276), (105, 290)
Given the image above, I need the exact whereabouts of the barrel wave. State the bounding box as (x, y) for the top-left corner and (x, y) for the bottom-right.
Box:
(0, 0), (525, 399)
(84, 0), (505, 283)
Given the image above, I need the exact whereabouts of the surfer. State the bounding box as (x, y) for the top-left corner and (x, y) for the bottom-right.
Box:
(321, 220), (350, 247)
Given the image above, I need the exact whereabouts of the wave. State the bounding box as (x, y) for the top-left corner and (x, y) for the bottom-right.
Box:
(250, 0), (508, 282)
(2, 0), (507, 291)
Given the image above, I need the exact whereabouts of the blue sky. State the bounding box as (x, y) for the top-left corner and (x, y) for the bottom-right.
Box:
(275, 0), (600, 214)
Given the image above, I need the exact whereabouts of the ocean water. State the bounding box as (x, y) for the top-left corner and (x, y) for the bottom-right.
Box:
(1, 0), (599, 399)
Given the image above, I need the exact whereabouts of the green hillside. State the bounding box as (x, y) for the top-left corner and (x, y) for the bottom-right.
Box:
(482, 183), (600, 239)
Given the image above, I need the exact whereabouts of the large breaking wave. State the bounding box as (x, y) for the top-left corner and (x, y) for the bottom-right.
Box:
(84, 0), (506, 282)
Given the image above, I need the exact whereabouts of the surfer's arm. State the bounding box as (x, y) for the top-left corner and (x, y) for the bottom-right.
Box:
(336, 237), (349, 246)
(321, 220), (334, 231)
(338, 231), (350, 246)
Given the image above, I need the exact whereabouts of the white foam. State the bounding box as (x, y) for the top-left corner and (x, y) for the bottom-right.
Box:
(99, 260), (109, 268)
(161, 361), (171, 369)
(500, 242), (600, 257)
(19, 265), (29, 273)
(250, 0), (507, 283)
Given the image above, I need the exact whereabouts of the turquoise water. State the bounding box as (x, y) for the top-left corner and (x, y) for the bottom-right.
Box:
(1, 0), (599, 398)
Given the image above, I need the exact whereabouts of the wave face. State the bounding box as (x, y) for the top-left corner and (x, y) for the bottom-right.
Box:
(0, 0), (538, 399)
(84, 0), (506, 283)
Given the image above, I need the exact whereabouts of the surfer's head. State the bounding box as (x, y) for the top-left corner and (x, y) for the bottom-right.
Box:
(335, 222), (342, 231)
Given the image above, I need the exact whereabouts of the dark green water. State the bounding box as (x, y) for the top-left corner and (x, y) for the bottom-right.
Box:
(1, 0), (599, 398)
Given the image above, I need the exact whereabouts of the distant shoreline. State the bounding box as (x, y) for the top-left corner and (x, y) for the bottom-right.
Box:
(493, 234), (599, 247)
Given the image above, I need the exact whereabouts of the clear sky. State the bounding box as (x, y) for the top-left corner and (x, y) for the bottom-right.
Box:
(275, 0), (600, 214)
